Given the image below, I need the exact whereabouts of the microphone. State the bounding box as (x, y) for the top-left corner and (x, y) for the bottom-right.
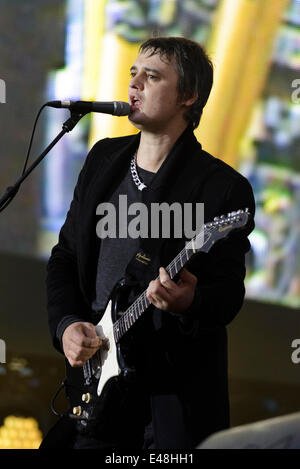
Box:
(47, 100), (131, 116)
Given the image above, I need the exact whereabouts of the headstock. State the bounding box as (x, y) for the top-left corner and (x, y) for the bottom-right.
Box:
(193, 208), (251, 253)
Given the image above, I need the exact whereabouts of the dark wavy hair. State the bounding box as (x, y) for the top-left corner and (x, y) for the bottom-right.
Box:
(139, 36), (214, 129)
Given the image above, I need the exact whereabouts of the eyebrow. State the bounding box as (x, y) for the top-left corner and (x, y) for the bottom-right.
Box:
(130, 65), (162, 75)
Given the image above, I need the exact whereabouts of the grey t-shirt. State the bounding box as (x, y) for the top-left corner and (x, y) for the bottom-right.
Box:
(91, 164), (155, 314)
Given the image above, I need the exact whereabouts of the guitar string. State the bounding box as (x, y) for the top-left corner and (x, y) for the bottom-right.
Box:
(87, 214), (244, 372)
(114, 213), (245, 341)
(113, 222), (221, 341)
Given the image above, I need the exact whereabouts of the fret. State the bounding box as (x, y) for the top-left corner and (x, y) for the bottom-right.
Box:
(133, 302), (139, 319)
(132, 306), (136, 321)
(114, 326), (119, 343)
(113, 245), (197, 342)
(126, 311), (130, 328)
(129, 309), (134, 326)
(183, 246), (192, 262)
(137, 295), (144, 314)
(127, 309), (131, 325)
(140, 297), (144, 312)
(140, 296), (145, 312)
(138, 298), (143, 315)
(143, 294), (149, 310)
(114, 323), (118, 342)
(113, 238), (201, 341)
(116, 323), (120, 342)
(115, 318), (120, 339)
(167, 263), (173, 279)
(170, 261), (176, 278)
(110, 212), (249, 343)
(126, 312), (130, 331)
(185, 246), (191, 261)
(169, 258), (179, 278)
(120, 316), (125, 336)
(133, 302), (138, 321)
(124, 313), (128, 332)
(133, 305), (138, 322)
(134, 299), (140, 317)
(117, 317), (122, 337)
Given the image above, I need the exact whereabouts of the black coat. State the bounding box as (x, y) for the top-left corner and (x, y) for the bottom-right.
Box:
(45, 126), (255, 449)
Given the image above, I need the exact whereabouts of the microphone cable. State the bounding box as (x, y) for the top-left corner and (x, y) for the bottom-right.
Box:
(0, 102), (48, 213)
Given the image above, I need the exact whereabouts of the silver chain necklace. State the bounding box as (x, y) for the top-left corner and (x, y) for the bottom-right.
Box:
(130, 151), (147, 191)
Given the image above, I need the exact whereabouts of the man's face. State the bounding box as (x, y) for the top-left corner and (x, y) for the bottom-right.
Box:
(128, 50), (187, 132)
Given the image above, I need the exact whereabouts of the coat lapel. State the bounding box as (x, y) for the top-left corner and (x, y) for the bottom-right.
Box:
(78, 133), (140, 302)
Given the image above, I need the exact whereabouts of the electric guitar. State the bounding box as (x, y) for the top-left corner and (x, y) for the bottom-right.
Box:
(57, 208), (251, 434)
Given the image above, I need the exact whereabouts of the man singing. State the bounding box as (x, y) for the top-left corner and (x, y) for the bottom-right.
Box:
(41, 36), (255, 449)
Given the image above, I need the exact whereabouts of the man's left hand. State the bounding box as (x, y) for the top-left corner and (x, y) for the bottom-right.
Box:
(146, 267), (198, 313)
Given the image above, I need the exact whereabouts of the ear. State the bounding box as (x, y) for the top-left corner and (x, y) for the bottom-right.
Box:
(181, 92), (198, 108)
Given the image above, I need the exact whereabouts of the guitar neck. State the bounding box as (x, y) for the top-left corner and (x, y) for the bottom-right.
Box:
(113, 237), (197, 343)
(112, 208), (250, 343)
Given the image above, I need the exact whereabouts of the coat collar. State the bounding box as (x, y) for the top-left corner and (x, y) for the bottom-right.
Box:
(147, 124), (201, 191)
(141, 125), (203, 207)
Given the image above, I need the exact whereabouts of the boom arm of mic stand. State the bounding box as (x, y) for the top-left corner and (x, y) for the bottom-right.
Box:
(0, 111), (87, 213)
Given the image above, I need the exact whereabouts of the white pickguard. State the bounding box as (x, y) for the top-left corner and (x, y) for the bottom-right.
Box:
(94, 300), (120, 396)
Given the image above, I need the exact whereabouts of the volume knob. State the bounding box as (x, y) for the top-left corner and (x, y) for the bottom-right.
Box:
(73, 406), (82, 416)
(82, 393), (91, 403)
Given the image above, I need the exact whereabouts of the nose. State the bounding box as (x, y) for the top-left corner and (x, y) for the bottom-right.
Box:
(129, 73), (144, 91)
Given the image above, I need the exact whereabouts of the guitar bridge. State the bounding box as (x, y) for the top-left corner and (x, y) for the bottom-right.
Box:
(83, 360), (92, 385)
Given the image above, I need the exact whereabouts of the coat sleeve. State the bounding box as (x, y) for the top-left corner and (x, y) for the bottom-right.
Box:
(46, 140), (107, 352)
(168, 174), (255, 338)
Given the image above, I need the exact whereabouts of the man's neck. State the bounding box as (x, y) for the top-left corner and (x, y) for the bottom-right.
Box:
(136, 123), (189, 173)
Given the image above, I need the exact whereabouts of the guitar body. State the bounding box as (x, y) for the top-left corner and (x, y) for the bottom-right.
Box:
(94, 300), (120, 397)
(64, 281), (136, 435)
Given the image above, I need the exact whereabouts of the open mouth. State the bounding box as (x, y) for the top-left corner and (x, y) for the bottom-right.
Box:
(130, 96), (142, 110)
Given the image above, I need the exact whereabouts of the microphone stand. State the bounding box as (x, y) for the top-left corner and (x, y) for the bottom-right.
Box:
(0, 110), (87, 213)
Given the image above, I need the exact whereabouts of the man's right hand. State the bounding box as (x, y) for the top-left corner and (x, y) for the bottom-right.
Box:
(62, 321), (102, 367)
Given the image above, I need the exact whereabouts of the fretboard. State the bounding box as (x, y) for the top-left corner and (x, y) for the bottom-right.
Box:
(111, 207), (250, 342)
(113, 236), (199, 343)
